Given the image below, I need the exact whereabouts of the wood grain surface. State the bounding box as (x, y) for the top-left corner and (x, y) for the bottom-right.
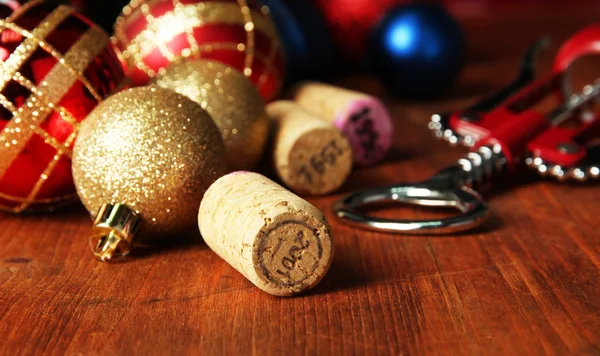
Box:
(2, 3), (600, 355)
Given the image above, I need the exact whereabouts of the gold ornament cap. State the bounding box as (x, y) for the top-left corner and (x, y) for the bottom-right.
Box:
(90, 203), (142, 262)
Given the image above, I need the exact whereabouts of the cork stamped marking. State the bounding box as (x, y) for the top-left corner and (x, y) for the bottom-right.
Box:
(334, 98), (393, 166)
(287, 128), (352, 195)
(255, 215), (325, 289)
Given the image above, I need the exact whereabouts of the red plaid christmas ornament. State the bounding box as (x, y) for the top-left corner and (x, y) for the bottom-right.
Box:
(113, 0), (285, 101)
(0, 0), (126, 213)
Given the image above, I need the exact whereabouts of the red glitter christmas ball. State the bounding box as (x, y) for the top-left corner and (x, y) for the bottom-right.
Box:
(0, 0), (126, 213)
(311, 0), (403, 62)
(113, 0), (285, 101)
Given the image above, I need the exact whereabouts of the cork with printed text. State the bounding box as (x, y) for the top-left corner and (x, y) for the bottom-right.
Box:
(267, 100), (353, 195)
(198, 172), (335, 296)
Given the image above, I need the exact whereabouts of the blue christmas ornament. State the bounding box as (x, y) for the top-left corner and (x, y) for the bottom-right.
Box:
(261, 0), (335, 85)
(367, 4), (465, 97)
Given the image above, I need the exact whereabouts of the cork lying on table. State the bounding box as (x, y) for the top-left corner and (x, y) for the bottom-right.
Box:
(198, 172), (334, 297)
(290, 81), (394, 167)
(267, 100), (353, 196)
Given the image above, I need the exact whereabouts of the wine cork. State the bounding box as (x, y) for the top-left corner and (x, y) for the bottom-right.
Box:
(198, 172), (335, 296)
(290, 82), (394, 167)
(267, 100), (353, 195)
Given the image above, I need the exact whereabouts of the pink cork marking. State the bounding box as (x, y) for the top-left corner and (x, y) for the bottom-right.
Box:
(219, 171), (253, 182)
(333, 97), (393, 167)
(228, 171), (253, 176)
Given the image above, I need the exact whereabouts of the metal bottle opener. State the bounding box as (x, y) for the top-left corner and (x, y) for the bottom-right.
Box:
(334, 24), (600, 234)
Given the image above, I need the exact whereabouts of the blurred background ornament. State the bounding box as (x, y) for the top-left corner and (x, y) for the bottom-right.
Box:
(72, 86), (228, 261)
(113, 0), (285, 101)
(155, 60), (269, 171)
(311, 0), (401, 64)
(367, 3), (465, 97)
(261, 0), (334, 85)
(0, 0), (22, 18)
(68, 0), (129, 32)
(0, 0), (126, 213)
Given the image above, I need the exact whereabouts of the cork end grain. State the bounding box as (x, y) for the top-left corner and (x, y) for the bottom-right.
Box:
(284, 127), (353, 195)
(254, 211), (333, 297)
(268, 101), (353, 196)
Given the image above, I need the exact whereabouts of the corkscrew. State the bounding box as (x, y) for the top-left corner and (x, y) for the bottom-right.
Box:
(334, 24), (600, 234)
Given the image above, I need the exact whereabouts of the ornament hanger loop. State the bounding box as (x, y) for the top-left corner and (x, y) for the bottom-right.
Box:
(90, 204), (141, 261)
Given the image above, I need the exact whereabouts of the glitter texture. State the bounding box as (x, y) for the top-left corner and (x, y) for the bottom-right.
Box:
(0, 1), (126, 213)
(156, 60), (269, 171)
(72, 86), (227, 243)
(112, 0), (284, 101)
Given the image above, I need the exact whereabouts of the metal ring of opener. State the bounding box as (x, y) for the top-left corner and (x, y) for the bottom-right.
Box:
(335, 24), (600, 234)
(334, 185), (488, 234)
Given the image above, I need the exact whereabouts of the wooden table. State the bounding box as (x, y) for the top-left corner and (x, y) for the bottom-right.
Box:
(2, 3), (600, 355)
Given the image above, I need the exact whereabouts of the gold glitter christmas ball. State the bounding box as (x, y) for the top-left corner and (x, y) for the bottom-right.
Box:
(155, 60), (269, 171)
(72, 86), (227, 259)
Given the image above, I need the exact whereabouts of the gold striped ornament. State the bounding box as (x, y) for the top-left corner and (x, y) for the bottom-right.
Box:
(0, 0), (126, 213)
(112, 0), (285, 101)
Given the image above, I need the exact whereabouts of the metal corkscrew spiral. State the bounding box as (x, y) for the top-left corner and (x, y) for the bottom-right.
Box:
(456, 145), (509, 188)
(427, 144), (508, 191)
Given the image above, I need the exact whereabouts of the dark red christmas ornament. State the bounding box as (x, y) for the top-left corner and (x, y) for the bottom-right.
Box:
(0, 0), (126, 213)
(0, 0), (21, 18)
(113, 0), (285, 101)
(311, 0), (402, 62)
(66, 0), (130, 32)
